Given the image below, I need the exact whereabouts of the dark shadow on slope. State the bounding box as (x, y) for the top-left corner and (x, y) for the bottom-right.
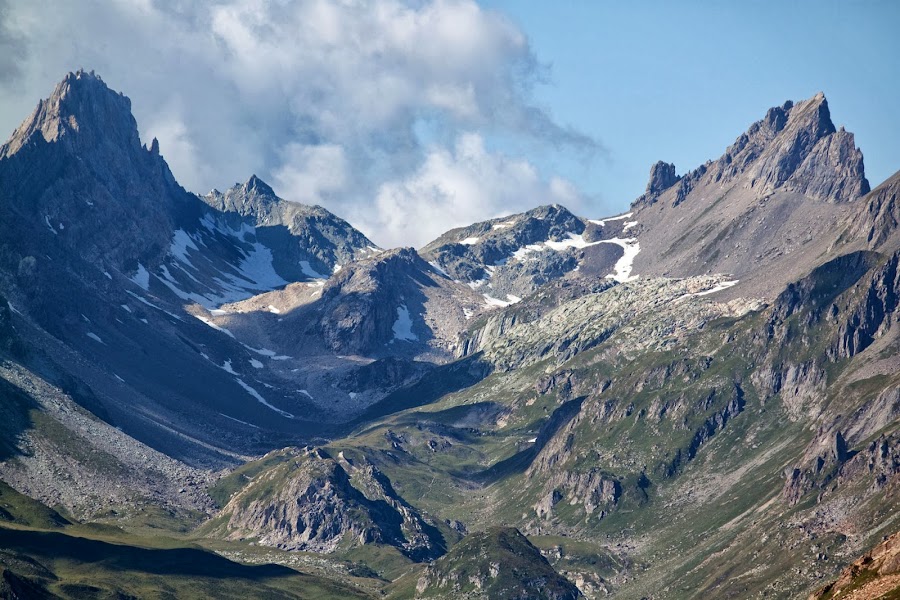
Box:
(344, 354), (493, 433)
(472, 397), (585, 485)
(0, 526), (297, 580)
(772, 250), (881, 320)
(0, 378), (40, 462)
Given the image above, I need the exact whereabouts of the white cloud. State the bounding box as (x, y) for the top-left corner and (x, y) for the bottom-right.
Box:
(0, 0), (599, 247)
(368, 133), (585, 248)
(272, 143), (348, 205)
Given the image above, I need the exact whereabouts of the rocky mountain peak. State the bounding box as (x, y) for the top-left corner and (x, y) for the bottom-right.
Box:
(645, 161), (680, 196)
(712, 92), (868, 202)
(0, 69), (140, 160)
(243, 174), (275, 197)
(634, 93), (869, 213)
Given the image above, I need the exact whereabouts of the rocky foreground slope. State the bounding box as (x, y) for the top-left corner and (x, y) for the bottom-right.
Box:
(0, 71), (898, 599)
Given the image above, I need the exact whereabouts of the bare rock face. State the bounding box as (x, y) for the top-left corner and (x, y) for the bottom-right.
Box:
(832, 250), (900, 360)
(219, 448), (444, 559)
(810, 519), (900, 599)
(0, 69), (190, 270)
(534, 469), (621, 520)
(844, 170), (900, 249)
(410, 527), (581, 600)
(702, 93), (869, 203)
(203, 175), (377, 279)
(0, 69), (141, 161)
(316, 248), (430, 355)
(634, 161), (680, 207)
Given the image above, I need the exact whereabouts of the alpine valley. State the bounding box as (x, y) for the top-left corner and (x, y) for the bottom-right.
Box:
(0, 71), (898, 599)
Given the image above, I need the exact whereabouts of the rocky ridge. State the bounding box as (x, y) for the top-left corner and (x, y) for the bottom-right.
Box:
(213, 447), (445, 560)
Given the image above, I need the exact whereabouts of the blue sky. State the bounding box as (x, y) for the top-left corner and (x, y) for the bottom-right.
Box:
(483, 0), (900, 211)
(0, 0), (897, 246)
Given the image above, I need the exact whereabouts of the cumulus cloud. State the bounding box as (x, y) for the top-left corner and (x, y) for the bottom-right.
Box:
(368, 133), (585, 247)
(0, 0), (601, 246)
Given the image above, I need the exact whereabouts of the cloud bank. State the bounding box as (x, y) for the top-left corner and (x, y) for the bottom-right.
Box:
(0, 0), (599, 247)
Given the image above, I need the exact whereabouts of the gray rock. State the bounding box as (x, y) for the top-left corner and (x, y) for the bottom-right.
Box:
(203, 175), (376, 280)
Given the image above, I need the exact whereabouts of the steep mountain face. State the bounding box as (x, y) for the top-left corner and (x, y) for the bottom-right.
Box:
(203, 176), (378, 281)
(420, 204), (637, 305)
(0, 70), (190, 271)
(2, 71), (900, 600)
(840, 170), (900, 251)
(0, 72), (421, 487)
(624, 93), (871, 299)
(208, 447), (446, 560)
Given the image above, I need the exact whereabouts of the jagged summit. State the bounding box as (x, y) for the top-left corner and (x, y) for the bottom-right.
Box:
(1, 69), (141, 160)
(621, 92), (875, 298)
(634, 92), (869, 211)
(244, 173), (275, 196)
(202, 175), (378, 280)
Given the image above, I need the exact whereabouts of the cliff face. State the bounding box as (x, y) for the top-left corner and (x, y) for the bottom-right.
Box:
(0, 70), (192, 270)
(203, 175), (378, 280)
(214, 448), (444, 560)
(623, 93), (873, 300)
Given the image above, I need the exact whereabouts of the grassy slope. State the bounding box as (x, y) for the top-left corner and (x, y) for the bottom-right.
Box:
(0, 481), (373, 599)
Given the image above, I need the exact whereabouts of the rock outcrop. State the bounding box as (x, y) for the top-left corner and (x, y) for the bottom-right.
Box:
(810, 528), (900, 599)
(420, 204), (590, 300)
(407, 527), (581, 600)
(203, 175), (377, 280)
(843, 170), (900, 249)
(633, 161), (680, 207)
(218, 448), (444, 559)
(701, 94), (869, 203)
(832, 250), (900, 359)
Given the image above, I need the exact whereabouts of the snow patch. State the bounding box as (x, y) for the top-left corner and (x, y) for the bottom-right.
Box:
(250, 358), (264, 369)
(692, 279), (739, 297)
(483, 294), (512, 308)
(243, 344), (291, 360)
(544, 232), (602, 251)
(124, 290), (183, 321)
(86, 332), (104, 344)
(300, 260), (328, 280)
(219, 413), (260, 429)
(297, 389), (314, 400)
(429, 261), (450, 278)
(392, 305), (418, 341)
(588, 212), (633, 226)
(170, 229), (199, 268)
(235, 378), (294, 418)
(600, 238), (641, 283)
(194, 314), (235, 338)
(131, 264), (150, 290)
(267, 305), (281, 314)
(459, 236), (480, 245)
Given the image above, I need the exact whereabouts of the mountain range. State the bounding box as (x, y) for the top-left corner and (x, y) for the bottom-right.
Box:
(0, 70), (898, 599)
